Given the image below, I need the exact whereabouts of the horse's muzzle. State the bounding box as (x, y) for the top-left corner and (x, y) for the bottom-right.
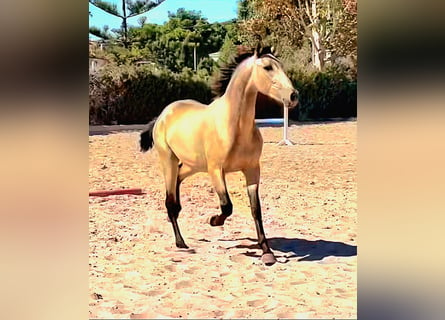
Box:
(287, 90), (299, 108)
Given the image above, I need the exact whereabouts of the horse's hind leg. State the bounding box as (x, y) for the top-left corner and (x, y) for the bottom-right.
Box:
(208, 167), (233, 226)
(162, 155), (188, 249)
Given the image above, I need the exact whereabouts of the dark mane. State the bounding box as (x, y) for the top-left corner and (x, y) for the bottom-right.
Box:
(211, 45), (275, 98)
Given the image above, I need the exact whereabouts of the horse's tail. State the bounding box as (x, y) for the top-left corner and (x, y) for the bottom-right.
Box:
(140, 118), (157, 152)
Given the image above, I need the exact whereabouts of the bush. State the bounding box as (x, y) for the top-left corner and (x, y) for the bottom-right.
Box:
(89, 63), (356, 125)
(288, 66), (357, 121)
(89, 64), (212, 125)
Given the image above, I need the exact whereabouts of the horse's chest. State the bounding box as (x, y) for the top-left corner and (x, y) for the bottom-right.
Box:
(224, 135), (262, 171)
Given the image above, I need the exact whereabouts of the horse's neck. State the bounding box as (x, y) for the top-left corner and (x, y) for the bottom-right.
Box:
(223, 60), (257, 134)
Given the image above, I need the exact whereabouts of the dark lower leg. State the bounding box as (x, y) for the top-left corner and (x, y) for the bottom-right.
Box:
(165, 193), (188, 248)
(254, 217), (273, 254)
(249, 191), (272, 254)
(243, 168), (276, 265)
(247, 185), (276, 265)
(210, 191), (233, 226)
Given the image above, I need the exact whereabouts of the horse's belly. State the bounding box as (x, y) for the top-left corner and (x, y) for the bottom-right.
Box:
(168, 137), (207, 168)
(167, 129), (209, 170)
(178, 151), (208, 171)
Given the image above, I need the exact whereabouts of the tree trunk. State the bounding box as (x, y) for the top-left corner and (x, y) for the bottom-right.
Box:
(310, 0), (324, 71)
(122, 1), (128, 48)
(311, 27), (325, 71)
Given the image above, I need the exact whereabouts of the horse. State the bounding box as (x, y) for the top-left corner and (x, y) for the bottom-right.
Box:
(140, 45), (298, 265)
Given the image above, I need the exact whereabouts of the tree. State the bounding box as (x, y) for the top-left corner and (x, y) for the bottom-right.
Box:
(235, 0), (354, 72)
(89, 25), (112, 40)
(218, 21), (241, 63)
(137, 16), (147, 27)
(130, 9), (229, 72)
(91, 7), (230, 70)
(293, 0), (343, 71)
(329, 0), (357, 72)
(238, 0), (255, 20)
(89, 0), (166, 47)
(237, 0), (303, 50)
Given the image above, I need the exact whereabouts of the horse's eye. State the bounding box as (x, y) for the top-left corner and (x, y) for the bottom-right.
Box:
(263, 65), (273, 71)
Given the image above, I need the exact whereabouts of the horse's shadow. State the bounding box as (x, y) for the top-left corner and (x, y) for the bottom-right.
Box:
(226, 237), (357, 261)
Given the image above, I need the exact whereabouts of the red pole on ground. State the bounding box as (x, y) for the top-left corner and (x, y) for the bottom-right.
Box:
(89, 188), (144, 197)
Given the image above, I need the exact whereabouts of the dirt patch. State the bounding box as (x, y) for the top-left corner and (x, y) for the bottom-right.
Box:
(89, 121), (357, 318)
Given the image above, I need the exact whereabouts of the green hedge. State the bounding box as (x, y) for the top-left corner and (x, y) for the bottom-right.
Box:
(288, 66), (357, 121)
(89, 64), (356, 125)
(89, 65), (212, 125)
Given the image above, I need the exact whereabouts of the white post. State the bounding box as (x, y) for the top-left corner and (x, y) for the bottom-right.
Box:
(277, 106), (294, 146)
(283, 106), (288, 140)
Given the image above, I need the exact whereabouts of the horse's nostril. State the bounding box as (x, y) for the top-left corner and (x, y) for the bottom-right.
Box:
(290, 91), (298, 101)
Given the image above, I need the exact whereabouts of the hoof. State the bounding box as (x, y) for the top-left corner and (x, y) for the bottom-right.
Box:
(209, 215), (224, 226)
(261, 253), (277, 266)
(176, 242), (189, 249)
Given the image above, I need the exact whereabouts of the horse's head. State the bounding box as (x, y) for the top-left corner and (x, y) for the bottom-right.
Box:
(251, 48), (299, 109)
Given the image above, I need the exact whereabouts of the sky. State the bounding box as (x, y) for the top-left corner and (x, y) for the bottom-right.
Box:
(89, 0), (239, 39)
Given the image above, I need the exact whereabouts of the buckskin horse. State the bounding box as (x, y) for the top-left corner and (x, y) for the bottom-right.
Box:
(140, 45), (298, 265)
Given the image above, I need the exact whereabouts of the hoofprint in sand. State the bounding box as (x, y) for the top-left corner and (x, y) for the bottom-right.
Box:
(89, 121), (357, 319)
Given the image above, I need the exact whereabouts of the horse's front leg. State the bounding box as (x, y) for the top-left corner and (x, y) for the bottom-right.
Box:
(208, 167), (233, 226)
(242, 166), (276, 266)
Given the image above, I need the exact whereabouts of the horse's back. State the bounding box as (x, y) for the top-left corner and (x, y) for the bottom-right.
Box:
(159, 99), (210, 134)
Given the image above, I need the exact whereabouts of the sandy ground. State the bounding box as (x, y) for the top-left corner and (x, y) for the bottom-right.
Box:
(89, 120), (357, 319)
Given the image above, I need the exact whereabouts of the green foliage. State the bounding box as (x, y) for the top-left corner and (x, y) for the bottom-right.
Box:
(167, 8), (204, 24)
(89, 0), (166, 47)
(100, 43), (153, 65)
(126, 0), (165, 16)
(237, 0), (256, 20)
(89, 64), (212, 125)
(288, 66), (357, 121)
(129, 9), (230, 72)
(89, 26), (112, 40)
(218, 22), (242, 63)
(197, 57), (217, 77)
(89, 0), (119, 16)
(90, 61), (356, 124)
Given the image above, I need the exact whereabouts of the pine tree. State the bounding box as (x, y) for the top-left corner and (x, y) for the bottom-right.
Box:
(89, 0), (166, 47)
